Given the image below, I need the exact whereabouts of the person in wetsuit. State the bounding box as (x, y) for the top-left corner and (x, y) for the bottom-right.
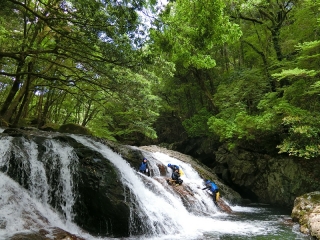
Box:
(202, 180), (220, 204)
(138, 158), (149, 176)
(171, 169), (183, 186)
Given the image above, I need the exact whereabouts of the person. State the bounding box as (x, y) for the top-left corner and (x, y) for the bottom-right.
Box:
(171, 169), (183, 186)
(138, 158), (149, 176)
(167, 163), (179, 172)
(202, 179), (220, 204)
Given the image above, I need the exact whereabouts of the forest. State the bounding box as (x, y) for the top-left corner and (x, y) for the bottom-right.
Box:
(1, 0), (320, 159)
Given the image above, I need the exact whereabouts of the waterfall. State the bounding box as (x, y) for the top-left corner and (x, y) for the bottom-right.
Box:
(0, 133), (307, 239)
(70, 135), (266, 238)
(0, 135), (79, 236)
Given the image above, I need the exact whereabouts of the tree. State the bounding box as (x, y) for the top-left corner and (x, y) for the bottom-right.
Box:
(208, 0), (320, 158)
(149, 0), (241, 139)
(0, 0), (164, 141)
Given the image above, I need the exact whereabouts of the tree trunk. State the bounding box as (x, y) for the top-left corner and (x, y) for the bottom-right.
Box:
(13, 62), (33, 126)
(0, 60), (25, 121)
(271, 27), (283, 61)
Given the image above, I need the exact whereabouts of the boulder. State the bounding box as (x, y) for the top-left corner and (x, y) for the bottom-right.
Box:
(292, 191), (320, 239)
(58, 123), (92, 135)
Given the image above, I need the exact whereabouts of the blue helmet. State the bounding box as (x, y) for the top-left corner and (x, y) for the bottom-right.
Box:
(205, 180), (211, 184)
(168, 163), (171, 167)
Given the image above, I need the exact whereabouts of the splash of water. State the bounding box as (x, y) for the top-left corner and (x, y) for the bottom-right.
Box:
(0, 134), (305, 239)
(0, 136), (79, 237)
(70, 135), (270, 239)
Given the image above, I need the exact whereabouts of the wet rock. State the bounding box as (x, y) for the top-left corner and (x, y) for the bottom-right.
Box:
(1, 131), (131, 237)
(9, 227), (85, 240)
(0, 217), (6, 229)
(139, 145), (243, 204)
(0, 129), (241, 238)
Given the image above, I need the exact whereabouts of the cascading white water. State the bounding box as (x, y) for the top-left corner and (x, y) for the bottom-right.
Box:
(0, 133), (308, 240)
(0, 172), (81, 239)
(70, 135), (269, 239)
(0, 135), (80, 238)
(41, 139), (78, 222)
(22, 139), (49, 204)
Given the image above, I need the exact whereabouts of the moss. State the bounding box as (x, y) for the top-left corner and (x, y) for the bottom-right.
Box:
(302, 192), (320, 204)
(58, 123), (92, 135)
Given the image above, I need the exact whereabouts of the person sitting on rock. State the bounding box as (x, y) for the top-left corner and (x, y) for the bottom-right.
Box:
(138, 158), (149, 176)
(202, 179), (220, 204)
(167, 163), (179, 172)
(171, 169), (183, 186)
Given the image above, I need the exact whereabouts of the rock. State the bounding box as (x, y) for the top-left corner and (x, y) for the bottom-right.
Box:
(9, 227), (85, 240)
(291, 191), (320, 239)
(215, 146), (320, 207)
(216, 199), (233, 214)
(2, 132), (131, 237)
(58, 123), (92, 135)
(0, 217), (6, 229)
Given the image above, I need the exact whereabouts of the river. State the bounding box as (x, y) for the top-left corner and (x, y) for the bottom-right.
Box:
(0, 130), (312, 239)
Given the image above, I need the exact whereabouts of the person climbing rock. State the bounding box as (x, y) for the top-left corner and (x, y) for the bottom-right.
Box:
(202, 179), (220, 204)
(167, 163), (179, 172)
(171, 169), (183, 186)
(138, 157), (150, 176)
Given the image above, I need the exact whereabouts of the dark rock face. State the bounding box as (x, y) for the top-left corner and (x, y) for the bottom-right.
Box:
(54, 136), (130, 237)
(215, 146), (320, 207)
(1, 129), (130, 237)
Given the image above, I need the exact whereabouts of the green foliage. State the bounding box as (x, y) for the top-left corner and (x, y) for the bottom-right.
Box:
(272, 68), (317, 80)
(203, 0), (320, 158)
(182, 108), (213, 137)
(153, 0), (241, 70)
(0, 0), (162, 142)
(214, 69), (270, 114)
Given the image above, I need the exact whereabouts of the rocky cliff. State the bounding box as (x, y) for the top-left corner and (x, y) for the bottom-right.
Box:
(214, 146), (320, 208)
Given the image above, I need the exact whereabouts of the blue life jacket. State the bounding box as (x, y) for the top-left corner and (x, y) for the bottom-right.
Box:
(139, 162), (148, 171)
(210, 183), (218, 191)
(169, 165), (179, 171)
(206, 181), (218, 192)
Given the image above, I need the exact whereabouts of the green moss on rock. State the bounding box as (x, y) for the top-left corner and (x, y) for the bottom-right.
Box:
(59, 123), (92, 135)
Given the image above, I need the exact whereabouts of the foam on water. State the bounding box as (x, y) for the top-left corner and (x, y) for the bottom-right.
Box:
(70, 136), (283, 239)
(0, 134), (309, 239)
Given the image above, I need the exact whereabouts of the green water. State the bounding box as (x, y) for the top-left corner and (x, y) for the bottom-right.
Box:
(203, 204), (312, 240)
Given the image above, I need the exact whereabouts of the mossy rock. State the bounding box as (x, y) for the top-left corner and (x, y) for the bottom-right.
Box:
(292, 192), (320, 222)
(58, 123), (92, 135)
(40, 122), (60, 132)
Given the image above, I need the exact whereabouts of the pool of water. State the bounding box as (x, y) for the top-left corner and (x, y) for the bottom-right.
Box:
(201, 204), (312, 240)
